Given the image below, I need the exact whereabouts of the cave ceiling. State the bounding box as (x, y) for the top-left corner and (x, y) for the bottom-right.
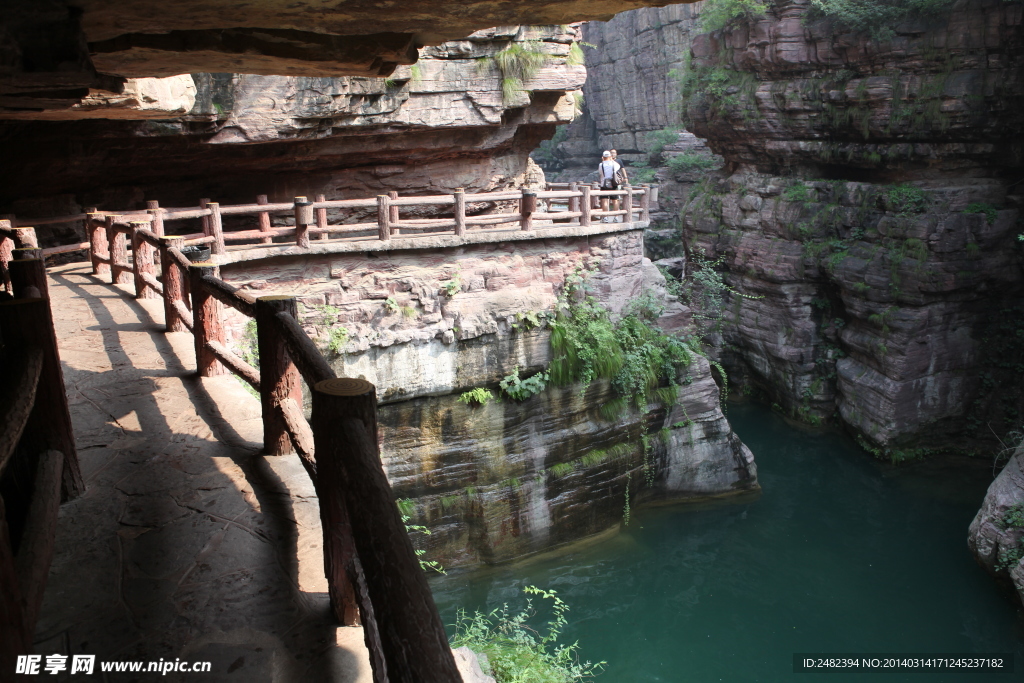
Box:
(1, 0), (686, 116)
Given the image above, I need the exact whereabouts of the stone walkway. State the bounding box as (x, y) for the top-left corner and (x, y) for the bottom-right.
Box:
(34, 263), (372, 682)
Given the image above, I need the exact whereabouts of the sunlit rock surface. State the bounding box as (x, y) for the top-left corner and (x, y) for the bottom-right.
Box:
(219, 229), (757, 567)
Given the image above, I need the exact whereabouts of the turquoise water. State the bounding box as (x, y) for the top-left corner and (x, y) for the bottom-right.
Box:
(431, 403), (1024, 681)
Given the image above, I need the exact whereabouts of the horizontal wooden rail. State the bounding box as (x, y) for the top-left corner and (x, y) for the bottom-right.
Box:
(205, 341), (260, 391)
(171, 299), (194, 331)
(40, 242), (90, 256)
(274, 310), (335, 387)
(218, 202), (292, 216)
(139, 272), (163, 294)
(276, 396), (317, 482)
(0, 348), (44, 475)
(199, 274), (257, 317)
(166, 247), (193, 271)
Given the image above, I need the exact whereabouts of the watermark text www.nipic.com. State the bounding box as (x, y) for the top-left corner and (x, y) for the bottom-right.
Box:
(16, 655), (213, 676)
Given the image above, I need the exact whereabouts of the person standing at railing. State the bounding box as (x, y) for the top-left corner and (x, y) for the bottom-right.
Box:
(598, 151), (622, 223)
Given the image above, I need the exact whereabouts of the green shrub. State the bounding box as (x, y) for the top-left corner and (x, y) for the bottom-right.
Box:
(699, 0), (769, 32)
(490, 41), (547, 104)
(666, 153), (717, 174)
(442, 272), (463, 297)
(327, 327), (349, 355)
(384, 296), (418, 318)
(886, 184), (928, 215)
(500, 367), (549, 401)
(1000, 503), (1024, 530)
(964, 202), (999, 225)
(549, 269), (698, 410)
(783, 182), (813, 203)
(809, 0), (957, 40)
(626, 160), (658, 185)
(450, 586), (606, 683)
(459, 388), (496, 406)
(646, 127), (681, 163)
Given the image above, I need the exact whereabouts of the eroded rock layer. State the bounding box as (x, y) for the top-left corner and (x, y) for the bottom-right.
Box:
(217, 230), (758, 567)
(1, 27), (582, 234)
(969, 444), (1024, 604)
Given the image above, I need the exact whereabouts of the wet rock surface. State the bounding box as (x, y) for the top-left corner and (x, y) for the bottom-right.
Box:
(969, 444), (1024, 605)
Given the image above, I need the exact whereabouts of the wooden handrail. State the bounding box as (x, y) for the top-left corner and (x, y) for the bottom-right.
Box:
(0, 348), (44, 475)
(273, 309), (335, 387)
(205, 341), (260, 391)
(275, 396), (317, 482)
(172, 299), (193, 331)
(199, 274), (256, 317)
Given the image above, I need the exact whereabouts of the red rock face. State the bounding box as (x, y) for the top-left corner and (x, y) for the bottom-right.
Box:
(684, 0), (1024, 179)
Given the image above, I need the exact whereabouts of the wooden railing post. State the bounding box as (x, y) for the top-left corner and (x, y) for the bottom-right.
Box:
(9, 255), (48, 299)
(640, 184), (651, 222)
(188, 263), (226, 376)
(388, 191), (399, 227)
(13, 247), (43, 261)
(580, 185), (592, 227)
(0, 235), (11, 293)
(569, 181), (579, 215)
(624, 185), (634, 224)
(160, 237), (187, 332)
(131, 220), (158, 299)
(256, 195), (272, 244)
(254, 296), (303, 456)
(146, 200), (164, 237)
(453, 188), (466, 237)
(0, 293), (85, 500)
(200, 198), (211, 236)
(377, 195), (391, 241)
(520, 190), (536, 231)
(106, 216), (131, 285)
(87, 213), (109, 277)
(294, 197), (313, 249)
(12, 228), (37, 248)
(311, 377), (461, 682)
(315, 194), (328, 241)
(208, 202), (225, 256)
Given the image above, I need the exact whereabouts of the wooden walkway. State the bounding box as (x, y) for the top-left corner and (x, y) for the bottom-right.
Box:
(35, 263), (375, 681)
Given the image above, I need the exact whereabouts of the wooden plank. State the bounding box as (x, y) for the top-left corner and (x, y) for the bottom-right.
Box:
(14, 450), (62, 636)
(0, 348), (44, 476)
(256, 297), (303, 456)
(199, 274), (256, 317)
(205, 341), (260, 392)
(311, 379), (461, 682)
(40, 242), (89, 256)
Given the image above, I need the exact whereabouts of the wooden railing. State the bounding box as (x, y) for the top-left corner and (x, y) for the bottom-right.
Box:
(4, 183), (654, 263)
(0, 258), (84, 673)
(125, 227), (461, 681)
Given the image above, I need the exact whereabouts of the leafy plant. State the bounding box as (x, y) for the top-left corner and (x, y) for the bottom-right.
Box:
(964, 202), (999, 225)
(459, 387), (496, 406)
(396, 499), (445, 574)
(1000, 503), (1024, 530)
(808, 0), (957, 40)
(500, 367), (550, 401)
(783, 182), (813, 203)
(699, 0), (769, 32)
(327, 327), (349, 355)
(384, 296), (417, 318)
(449, 585), (606, 683)
(666, 153), (717, 174)
(886, 184), (928, 215)
(646, 127), (681, 164)
(442, 272), (463, 297)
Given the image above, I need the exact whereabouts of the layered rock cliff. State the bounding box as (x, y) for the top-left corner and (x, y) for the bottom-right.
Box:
(1, 26), (583, 228)
(675, 0), (1024, 454)
(217, 229), (758, 567)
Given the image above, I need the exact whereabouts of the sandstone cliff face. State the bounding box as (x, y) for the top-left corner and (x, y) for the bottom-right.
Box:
(547, 2), (707, 174)
(969, 444), (1024, 605)
(217, 231), (757, 567)
(673, 0), (1024, 453)
(1, 26), (582, 228)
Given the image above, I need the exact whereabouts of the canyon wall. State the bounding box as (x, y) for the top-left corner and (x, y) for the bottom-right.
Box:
(679, 0), (1024, 453)
(1, 26), (583, 236)
(216, 229), (758, 567)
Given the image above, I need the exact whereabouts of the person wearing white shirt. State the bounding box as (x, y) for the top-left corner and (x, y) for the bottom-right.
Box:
(597, 150), (622, 222)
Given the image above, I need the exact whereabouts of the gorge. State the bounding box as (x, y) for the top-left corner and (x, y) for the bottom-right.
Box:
(3, 0), (1024, 679)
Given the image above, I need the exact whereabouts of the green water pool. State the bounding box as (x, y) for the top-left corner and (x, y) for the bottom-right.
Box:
(431, 403), (1024, 681)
